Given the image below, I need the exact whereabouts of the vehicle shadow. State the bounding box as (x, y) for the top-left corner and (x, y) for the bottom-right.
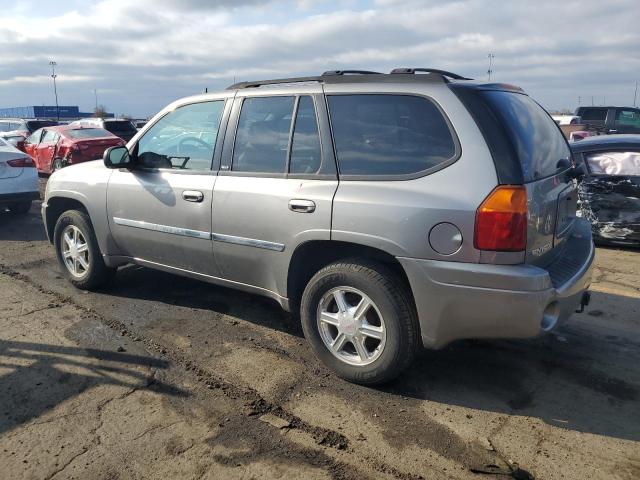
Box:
(382, 290), (640, 442)
(104, 265), (640, 442)
(0, 204), (48, 242)
(0, 339), (187, 435)
(108, 264), (303, 337)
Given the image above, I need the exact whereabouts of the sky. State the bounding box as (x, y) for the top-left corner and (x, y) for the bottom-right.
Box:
(0, 0), (638, 118)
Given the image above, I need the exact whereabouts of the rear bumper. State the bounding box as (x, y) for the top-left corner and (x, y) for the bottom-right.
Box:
(399, 219), (595, 349)
(0, 191), (39, 205)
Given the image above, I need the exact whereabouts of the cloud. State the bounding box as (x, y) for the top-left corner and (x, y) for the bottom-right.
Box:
(0, 0), (639, 116)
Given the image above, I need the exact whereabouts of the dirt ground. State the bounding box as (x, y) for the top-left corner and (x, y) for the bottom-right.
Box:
(0, 191), (639, 480)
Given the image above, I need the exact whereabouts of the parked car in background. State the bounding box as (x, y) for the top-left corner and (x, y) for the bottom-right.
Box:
(572, 135), (640, 246)
(0, 137), (38, 214)
(69, 118), (138, 142)
(42, 68), (594, 384)
(0, 133), (27, 151)
(552, 114), (581, 125)
(24, 126), (126, 174)
(0, 118), (59, 137)
(575, 106), (640, 135)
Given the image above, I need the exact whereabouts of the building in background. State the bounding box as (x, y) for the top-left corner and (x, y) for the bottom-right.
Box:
(0, 105), (114, 120)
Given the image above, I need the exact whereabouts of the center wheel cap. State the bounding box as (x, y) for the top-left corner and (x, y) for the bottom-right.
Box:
(317, 287), (387, 367)
(339, 316), (357, 336)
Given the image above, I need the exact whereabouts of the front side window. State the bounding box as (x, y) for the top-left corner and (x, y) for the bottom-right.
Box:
(586, 150), (640, 176)
(41, 130), (59, 143)
(26, 129), (43, 145)
(327, 94), (456, 176)
(290, 96), (322, 174)
(137, 100), (224, 171)
(232, 96), (295, 173)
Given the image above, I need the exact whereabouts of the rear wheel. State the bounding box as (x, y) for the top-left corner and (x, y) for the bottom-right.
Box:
(53, 209), (116, 289)
(9, 201), (32, 215)
(300, 260), (419, 385)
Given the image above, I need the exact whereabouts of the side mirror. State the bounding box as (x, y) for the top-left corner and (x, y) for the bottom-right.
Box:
(104, 146), (132, 169)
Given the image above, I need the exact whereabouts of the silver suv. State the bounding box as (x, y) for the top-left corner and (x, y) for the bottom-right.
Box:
(42, 69), (594, 384)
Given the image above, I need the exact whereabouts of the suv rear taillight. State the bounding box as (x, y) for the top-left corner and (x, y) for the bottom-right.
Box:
(474, 185), (527, 251)
(7, 158), (35, 168)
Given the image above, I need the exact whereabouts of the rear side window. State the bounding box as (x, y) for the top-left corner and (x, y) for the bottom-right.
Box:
(327, 95), (456, 176)
(482, 91), (570, 181)
(232, 96), (295, 173)
(41, 130), (59, 143)
(290, 96), (322, 174)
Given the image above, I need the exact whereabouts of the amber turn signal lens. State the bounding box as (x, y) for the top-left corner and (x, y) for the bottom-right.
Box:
(474, 185), (527, 252)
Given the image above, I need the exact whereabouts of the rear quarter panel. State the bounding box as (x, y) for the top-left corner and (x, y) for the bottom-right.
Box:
(327, 83), (498, 263)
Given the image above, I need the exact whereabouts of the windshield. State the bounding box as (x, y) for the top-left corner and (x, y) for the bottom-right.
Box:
(26, 120), (58, 132)
(66, 128), (113, 139)
(482, 91), (571, 182)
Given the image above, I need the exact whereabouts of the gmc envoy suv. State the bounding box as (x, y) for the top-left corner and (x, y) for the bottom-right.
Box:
(42, 68), (594, 384)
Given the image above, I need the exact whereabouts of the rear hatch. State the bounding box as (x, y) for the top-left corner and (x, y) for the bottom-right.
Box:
(452, 85), (576, 266)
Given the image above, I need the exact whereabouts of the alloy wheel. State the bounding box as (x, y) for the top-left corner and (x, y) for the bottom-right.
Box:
(61, 225), (90, 278)
(317, 286), (387, 366)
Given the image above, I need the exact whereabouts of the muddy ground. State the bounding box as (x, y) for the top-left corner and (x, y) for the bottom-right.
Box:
(0, 190), (639, 480)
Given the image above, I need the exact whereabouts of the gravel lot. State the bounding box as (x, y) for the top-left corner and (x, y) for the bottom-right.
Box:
(0, 183), (639, 480)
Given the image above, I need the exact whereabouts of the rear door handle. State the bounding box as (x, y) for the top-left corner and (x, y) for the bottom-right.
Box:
(182, 190), (204, 202)
(288, 199), (316, 213)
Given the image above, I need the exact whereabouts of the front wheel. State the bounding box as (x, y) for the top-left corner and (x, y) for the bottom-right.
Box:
(53, 209), (116, 289)
(300, 260), (419, 385)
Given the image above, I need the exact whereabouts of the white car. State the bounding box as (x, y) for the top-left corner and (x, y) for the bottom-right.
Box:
(0, 137), (39, 214)
(551, 114), (582, 125)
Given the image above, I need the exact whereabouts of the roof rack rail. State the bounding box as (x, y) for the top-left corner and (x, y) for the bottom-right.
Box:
(227, 76), (323, 90)
(390, 68), (472, 80)
(322, 70), (382, 76)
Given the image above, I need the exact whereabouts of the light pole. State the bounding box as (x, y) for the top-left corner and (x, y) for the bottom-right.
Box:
(634, 80), (638, 107)
(487, 53), (495, 81)
(49, 61), (59, 121)
(94, 89), (98, 110)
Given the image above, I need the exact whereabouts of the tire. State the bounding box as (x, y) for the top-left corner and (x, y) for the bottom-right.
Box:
(53, 209), (116, 290)
(300, 260), (419, 385)
(9, 201), (31, 214)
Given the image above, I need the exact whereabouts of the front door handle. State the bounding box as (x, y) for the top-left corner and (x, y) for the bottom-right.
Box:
(182, 190), (204, 202)
(289, 199), (316, 213)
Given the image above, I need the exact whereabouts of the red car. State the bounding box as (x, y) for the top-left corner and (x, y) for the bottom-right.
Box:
(24, 125), (125, 174)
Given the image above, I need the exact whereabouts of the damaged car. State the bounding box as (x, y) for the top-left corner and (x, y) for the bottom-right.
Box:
(572, 135), (640, 246)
